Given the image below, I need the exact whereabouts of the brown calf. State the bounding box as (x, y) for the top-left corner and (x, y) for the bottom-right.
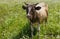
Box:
(22, 2), (48, 39)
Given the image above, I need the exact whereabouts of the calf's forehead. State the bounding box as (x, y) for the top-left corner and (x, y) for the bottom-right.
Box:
(27, 4), (35, 11)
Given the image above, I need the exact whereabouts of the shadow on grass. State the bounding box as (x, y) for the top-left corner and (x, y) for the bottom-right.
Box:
(13, 23), (37, 39)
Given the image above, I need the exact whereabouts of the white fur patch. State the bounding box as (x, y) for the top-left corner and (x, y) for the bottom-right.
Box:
(35, 2), (47, 17)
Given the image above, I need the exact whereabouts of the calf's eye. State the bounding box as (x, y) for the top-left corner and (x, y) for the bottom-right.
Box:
(35, 6), (41, 10)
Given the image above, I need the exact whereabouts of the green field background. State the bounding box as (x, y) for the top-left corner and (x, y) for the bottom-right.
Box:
(0, 0), (60, 39)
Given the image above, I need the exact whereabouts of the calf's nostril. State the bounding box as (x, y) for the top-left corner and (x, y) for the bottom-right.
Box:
(27, 14), (31, 18)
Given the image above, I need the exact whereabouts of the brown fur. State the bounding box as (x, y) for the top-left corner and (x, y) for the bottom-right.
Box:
(22, 2), (48, 39)
(22, 2), (48, 24)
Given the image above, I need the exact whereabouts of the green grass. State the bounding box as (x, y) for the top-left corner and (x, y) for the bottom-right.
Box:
(0, 0), (60, 39)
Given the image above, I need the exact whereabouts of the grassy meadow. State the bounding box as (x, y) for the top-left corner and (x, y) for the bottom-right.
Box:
(0, 0), (60, 39)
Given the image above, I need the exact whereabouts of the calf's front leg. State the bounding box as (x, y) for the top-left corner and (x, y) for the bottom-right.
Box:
(31, 23), (33, 39)
(37, 23), (40, 39)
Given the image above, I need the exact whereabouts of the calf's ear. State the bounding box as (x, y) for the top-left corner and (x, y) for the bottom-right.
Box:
(22, 5), (27, 9)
